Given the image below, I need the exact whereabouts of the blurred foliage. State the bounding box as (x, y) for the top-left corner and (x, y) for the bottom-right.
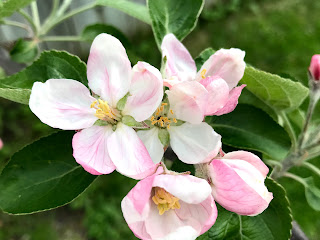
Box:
(1, 0), (320, 239)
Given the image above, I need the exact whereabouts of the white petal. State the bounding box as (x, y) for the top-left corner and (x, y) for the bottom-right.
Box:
(87, 33), (131, 107)
(72, 125), (115, 175)
(107, 123), (158, 179)
(29, 79), (97, 130)
(196, 48), (246, 89)
(122, 61), (163, 121)
(137, 128), (164, 164)
(161, 34), (197, 83)
(169, 122), (221, 164)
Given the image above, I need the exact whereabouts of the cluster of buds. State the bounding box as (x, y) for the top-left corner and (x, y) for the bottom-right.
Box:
(29, 33), (273, 239)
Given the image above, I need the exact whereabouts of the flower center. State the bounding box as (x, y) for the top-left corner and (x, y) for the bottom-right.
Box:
(90, 99), (121, 124)
(200, 69), (207, 79)
(152, 187), (181, 215)
(150, 103), (177, 130)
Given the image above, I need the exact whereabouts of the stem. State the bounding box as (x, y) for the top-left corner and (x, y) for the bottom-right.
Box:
(283, 172), (307, 187)
(40, 35), (82, 42)
(279, 111), (297, 150)
(1, 20), (30, 32)
(297, 93), (318, 149)
(302, 161), (320, 177)
(40, 2), (96, 35)
(31, 1), (41, 33)
(18, 9), (36, 34)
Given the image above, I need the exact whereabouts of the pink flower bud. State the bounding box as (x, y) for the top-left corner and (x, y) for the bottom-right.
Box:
(0, 138), (3, 150)
(121, 167), (218, 239)
(309, 54), (320, 81)
(208, 151), (273, 216)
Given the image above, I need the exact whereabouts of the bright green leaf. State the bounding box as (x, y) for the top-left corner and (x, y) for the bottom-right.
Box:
(203, 178), (292, 240)
(0, 50), (87, 104)
(147, 0), (204, 48)
(0, 0), (34, 19)
(10, 38), (38, 63)
(241, 66), (309, 111)
(207, 104), (291, 160)
(0, 131), (97, 214)
(121, 115), (147, 129)
(81, 23), (130, 48)
(96, 0), (151, 24)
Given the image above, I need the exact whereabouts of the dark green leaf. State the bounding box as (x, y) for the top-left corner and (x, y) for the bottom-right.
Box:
(207, 104), (291, 160)
(96, 0), (151, 24)
(304, 177), (320, 211)
(202, 178), (292, 240)
(0, 0), (34, 19)
(0, 131), (97, 214)
(81, 23), (130, 48)
(0, 50), (87, 104)
(147, 0), (204, 48)
(10, 38), (38, 63)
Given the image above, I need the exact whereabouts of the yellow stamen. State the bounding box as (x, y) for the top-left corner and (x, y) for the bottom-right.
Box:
(173, 118), (177, 123)
(151, 120), (158, 125)
(201, 69), (207, 79)
(167, 124), (170, 130)
(161, 103), (168, 106)
(152, 187), (180, 215)
(91, 99), (118, 122)
(151, 116), (155, 121)
(170, 109), (174, 115)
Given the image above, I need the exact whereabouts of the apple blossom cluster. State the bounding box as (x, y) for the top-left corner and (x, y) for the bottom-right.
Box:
(29, 33), (273, 239)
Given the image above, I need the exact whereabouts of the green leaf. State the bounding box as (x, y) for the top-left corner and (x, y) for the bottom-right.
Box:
(304, 177), (320, 211)
(10, 38), (38, 63)
(0, 0), (34, 19)
(81, 23), (130, 48)
(121, 115), (146, 129)
(170, 159), (195, 175)
(203, 178), (292, 240)
(147, 0), (204, 48)
(0, 50), (87, 104)
(241, 66), (309, 111)
(207, 104), (291, 160)
(0, 131), (97, 214)
(96, 0), (151, 24)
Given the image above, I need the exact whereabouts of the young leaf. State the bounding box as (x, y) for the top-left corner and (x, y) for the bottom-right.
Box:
(0, 0), (34, 19)
(0, 131), (97, 214)
(241, 66), (309, 111)
(195, 48), (215, 70)
(206, 104), (291, 160)
(81, 23), (130, 48)
(96, 0), (151, 24)
(10, 38), (38, 63)
(147, 0), (204, 48)
(0, 50), (87, 104)
(203, 178), (292, 240)
(304, 177), (320, 211)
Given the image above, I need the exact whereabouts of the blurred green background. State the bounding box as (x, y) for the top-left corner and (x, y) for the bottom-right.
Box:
(1, 0), (320, 239)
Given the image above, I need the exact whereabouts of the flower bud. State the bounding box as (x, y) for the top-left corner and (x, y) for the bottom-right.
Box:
(208, 151), (273, 216)
(0, 138), (3, 150)
(309, 54), (320, 81)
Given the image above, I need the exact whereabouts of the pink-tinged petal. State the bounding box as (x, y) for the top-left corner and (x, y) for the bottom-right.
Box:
(176, 196), (217, 235)
(137, 128), (164, 164)
(0, 138), (3, 150)
(87, 33), (131, 107)
(145, 201), (200, 240)
(152, 174), (212, 204)
(108, 123), (158, 180)
(214, 84), (245, 116)
(210, 159), (273, 216)
(197, 48), (246, 89)
(161, 34), (197, 83)
(122, 61), (163, 122)
(199, 76), (229, 115)
(169, 122), (221, 164)
(199, 196), (218, 234)
(29, 79), (97, 130)
(223, 150), (269, 177)
(72, 125), (115, 175)
(166, 81), (207, 124)
(163, 76), (181, 88)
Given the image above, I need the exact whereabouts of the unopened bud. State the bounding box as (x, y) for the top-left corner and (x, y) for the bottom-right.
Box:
(309, 54), (320, 81)
(0, 138), (3, 150)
